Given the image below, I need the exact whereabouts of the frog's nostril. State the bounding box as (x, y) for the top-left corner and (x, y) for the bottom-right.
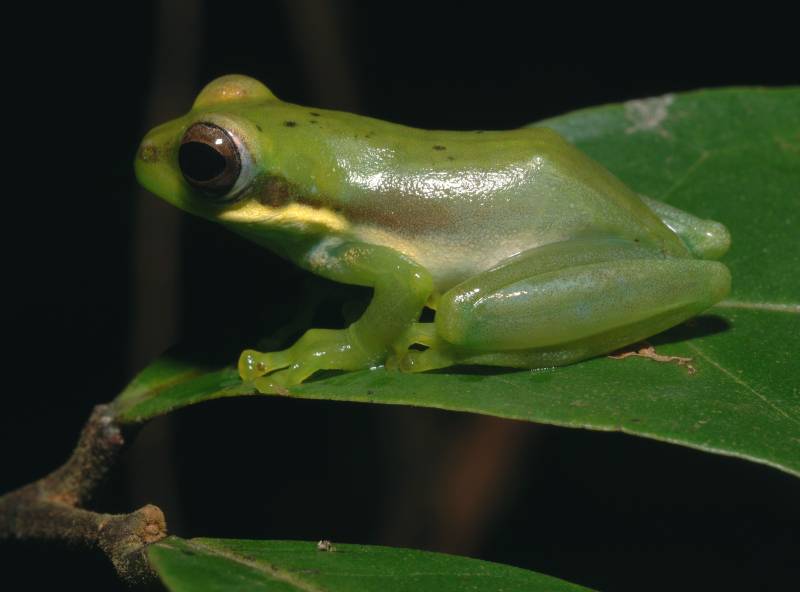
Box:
(137, 142), (160, 163)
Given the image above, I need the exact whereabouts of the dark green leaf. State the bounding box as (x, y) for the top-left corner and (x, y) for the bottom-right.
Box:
(114, 346), (254, 421)
(117, 88), (800, 478)
(148, 537), (592, 592)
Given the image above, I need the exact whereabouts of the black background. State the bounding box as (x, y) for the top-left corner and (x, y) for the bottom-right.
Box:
(3, 2), (798, 590)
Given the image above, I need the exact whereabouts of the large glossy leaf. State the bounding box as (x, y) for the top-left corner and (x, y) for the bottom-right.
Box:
(148, 537), (592, 591)
(117, 88), (800, 477)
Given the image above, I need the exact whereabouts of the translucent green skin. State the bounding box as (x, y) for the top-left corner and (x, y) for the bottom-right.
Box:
(136, 75), (731, 392)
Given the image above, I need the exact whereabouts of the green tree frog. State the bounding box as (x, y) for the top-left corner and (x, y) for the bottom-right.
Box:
(136, 75), (731, 393)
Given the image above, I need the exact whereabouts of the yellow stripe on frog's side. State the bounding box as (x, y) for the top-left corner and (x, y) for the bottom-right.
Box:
(218, 200), (350, 233)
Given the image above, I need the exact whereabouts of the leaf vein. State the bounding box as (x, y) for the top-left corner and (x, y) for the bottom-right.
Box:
(715, 300), (800, 314)
(177, 539), (327, 592)
(658, 150), (710, 201)
(686, 343), (800, 426)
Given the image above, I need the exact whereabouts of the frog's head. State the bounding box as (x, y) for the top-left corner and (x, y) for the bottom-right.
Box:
(135, 75), (277, 221)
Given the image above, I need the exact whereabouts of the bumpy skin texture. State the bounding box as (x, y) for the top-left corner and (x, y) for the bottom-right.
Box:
(135, 75), (731, 392)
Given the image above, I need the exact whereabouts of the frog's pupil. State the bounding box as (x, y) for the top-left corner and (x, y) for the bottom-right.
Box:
(179, 142), (227, 182)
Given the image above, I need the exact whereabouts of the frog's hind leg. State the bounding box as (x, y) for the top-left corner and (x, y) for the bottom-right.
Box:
(387, 322), (456, 372)
(398, 237), (730, 372)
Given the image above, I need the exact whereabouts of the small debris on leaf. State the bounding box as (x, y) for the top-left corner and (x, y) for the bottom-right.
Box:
(609, 343), (696, 375)
(317, 539), (337, 552)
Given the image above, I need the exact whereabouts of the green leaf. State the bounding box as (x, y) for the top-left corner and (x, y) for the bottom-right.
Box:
(148, 537), (592, 592)
(117, 88), (800, 478)
(114, 346), (254, 421)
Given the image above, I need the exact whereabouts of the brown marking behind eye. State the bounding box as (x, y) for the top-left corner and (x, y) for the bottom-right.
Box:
(256, 175), (301, 207)
(253, 175), (456, 234)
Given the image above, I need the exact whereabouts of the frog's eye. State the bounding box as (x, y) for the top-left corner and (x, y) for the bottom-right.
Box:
(179, 122), (251, 200)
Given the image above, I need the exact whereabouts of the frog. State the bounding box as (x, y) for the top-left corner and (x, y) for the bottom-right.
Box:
(135, 75), (731, 394)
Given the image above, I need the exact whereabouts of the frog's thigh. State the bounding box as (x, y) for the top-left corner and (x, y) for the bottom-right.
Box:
(436, 239), (730, 355)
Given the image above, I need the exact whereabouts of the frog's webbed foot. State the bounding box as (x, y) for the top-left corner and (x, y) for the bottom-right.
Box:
(239, 328), (377, 393)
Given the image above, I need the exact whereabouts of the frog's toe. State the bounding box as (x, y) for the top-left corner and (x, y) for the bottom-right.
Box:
(253, 374), (293, 395)
(252, 365), (315, 394)
(392, 347), (456, 374)
(238, 349), (291, 381)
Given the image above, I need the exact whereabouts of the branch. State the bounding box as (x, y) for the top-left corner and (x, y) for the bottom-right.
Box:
(0, 404), (167, 583)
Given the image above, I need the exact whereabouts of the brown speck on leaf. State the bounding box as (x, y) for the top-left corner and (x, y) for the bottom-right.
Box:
(609, 343), (696, 375)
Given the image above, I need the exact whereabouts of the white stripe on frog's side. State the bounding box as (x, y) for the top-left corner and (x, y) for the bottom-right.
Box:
(218, 201), (349, 232)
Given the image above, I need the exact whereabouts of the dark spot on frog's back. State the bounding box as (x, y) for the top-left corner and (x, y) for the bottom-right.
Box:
(256, 124), (263, 132)
(309, 111), (321, 117)
(432, 145), (446, 151)
(283, 120), (297, 128)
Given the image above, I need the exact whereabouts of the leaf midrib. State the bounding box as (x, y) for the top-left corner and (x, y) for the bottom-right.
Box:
(162, 539), (326, 592)
(715, 300), (800, 313)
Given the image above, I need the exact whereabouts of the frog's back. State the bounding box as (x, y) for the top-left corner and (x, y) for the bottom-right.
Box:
(253, 102), (687, 291)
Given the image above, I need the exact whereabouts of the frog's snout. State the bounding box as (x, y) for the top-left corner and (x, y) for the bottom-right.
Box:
(136, 139), (161, 165)
(134, 136), (162, 197)
(134, 119), (189, 209)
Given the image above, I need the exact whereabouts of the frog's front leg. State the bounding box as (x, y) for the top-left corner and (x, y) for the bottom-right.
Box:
(239, 240), (433, 392)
